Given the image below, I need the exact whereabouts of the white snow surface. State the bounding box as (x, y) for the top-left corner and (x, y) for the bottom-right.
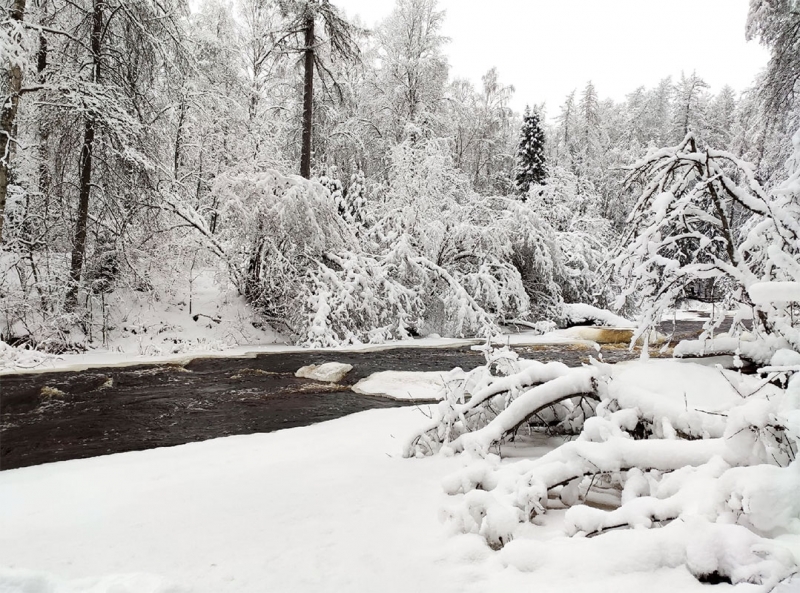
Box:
(562, 303), (636, 328)
(750, 281), (800, 304)
(3, 407), (798, 593)
(352, 370), (463, 400)
(295, 362), (353, 382)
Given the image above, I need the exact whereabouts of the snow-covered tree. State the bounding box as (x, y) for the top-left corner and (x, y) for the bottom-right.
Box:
(276, 0), (361, 178)
(614, 132), (800, 355)
(342, 168), (370, 226)
(747, 0), (800, 116)
(374, 0), (449, 141)
(554, 90), (578, 164)
(514, 106), (547, 194)
(0, 0), (28, 244)
(671, 71), (709, 141)
(706, 85), (737, 148)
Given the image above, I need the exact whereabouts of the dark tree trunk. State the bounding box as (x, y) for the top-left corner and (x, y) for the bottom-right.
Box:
(37, 30), (50, 200)
(66, 0), (102, 309)
(0, 0), (27, 245)
(174, 97), (186, 177)
(300, 12), (315, 179)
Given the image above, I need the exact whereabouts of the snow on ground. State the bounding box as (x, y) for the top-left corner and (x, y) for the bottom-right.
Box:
(102, 270), (280, 354)
(0, 406), (784, 593)
(0, 409), (463, 593)
(352, 369), (465, 400)
(2, 366), (799, 593)
(611, 358), (776, 408)
(0, 333), (593, 376)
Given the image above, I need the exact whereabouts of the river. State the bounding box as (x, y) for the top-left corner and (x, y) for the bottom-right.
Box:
(0, 318), (713, 470)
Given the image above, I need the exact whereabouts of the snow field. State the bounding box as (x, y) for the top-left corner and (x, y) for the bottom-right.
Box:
(4, 404), (798, 593)
(0, 409), (461, 593)
(3, 354), (800, 592)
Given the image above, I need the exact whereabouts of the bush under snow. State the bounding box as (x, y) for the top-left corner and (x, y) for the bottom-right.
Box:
(205, 147), (604, 346)
(404, 346), (800, 587)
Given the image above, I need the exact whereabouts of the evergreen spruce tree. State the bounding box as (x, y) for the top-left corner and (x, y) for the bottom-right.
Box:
(514, 106), (547, 195)
(343, 169), (369, 226)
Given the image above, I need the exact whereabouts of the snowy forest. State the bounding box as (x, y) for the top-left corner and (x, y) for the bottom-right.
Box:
(0, 0), (795, 351)
(3, 0), (800, 592)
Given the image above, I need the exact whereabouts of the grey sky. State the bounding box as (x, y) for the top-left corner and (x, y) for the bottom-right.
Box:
(336, 0), (770, 117)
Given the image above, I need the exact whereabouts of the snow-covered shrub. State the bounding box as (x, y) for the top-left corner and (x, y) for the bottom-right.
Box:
(0, 249), (86, 350)
(212, 170), (358, 328)
(525, 167), (612, 310)
(341, 169), (371, 228)
(301, 246), (425, 347)
(615, 132), (800, 354)
(314, 165), (347, 219)
(406, 349), (800, 587)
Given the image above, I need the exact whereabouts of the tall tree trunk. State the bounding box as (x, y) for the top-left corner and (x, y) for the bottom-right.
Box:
(299, 12), (314, 179)
(0, 0), (27, 245)
(174, 96), (186, 178)
(66, 0), (102, 309)
(37, 30), (50, 200)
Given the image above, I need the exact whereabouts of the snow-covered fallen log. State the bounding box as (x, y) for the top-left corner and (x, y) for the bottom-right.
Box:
(403, 349), (598, 457)
(406, 347), (800, 587)
(561, 303), (636, 328)
(673, 334), (789, 366)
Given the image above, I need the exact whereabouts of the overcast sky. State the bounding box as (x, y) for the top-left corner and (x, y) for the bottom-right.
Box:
(336, 0), (770, 117)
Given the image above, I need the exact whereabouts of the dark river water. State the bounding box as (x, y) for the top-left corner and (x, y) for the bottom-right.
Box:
(0, 319), (711, 470)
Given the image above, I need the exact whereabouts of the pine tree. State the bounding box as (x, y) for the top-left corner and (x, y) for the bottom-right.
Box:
(343, 169), (369, 226)
(514, 106), (547, 195)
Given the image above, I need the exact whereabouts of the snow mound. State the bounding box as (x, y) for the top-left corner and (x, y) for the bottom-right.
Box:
(749, 281), (800, 304)
(352, 370), (464, 400)
(611, 359), (783, 428)
(0, 340), (52, 372)
(0, 566), (186, 593)
(562, 303), (636, 328)
(295, 362), (353, 383)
